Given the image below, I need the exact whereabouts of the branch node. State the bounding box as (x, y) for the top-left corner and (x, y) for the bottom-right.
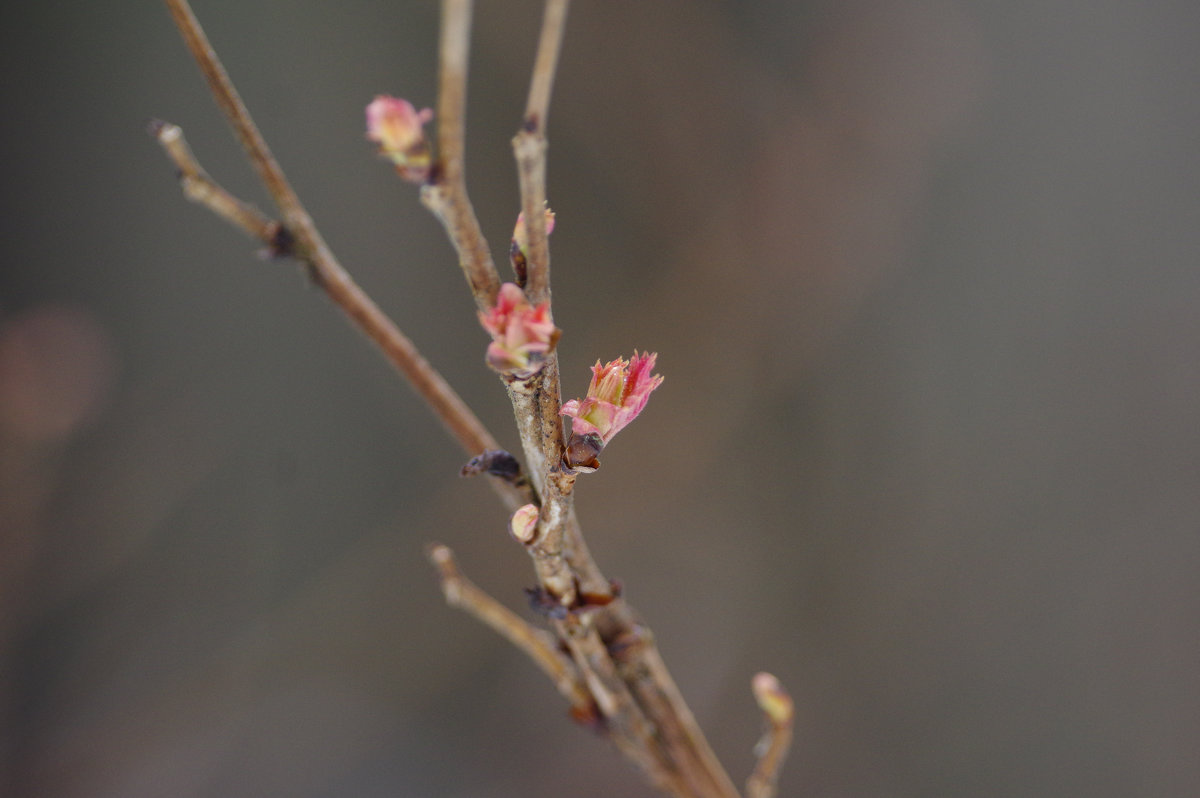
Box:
(426, 543), (596, 720)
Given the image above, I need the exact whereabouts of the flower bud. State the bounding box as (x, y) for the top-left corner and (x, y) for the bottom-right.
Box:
(512, 207), (556, 258)
(509, 503), (540, 543)
(510, 207), (555, 287)
(751, 672), (794, 726)
(560, 351), (663, 454)
(365, 95), (433, 182)
(478, 283), (558, 378)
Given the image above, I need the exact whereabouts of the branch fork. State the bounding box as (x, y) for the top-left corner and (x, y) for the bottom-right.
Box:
(154, 0), (793, 795)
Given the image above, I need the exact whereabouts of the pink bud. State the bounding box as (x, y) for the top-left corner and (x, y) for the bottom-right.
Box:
(509, 503), (540, 543)
(561, 351), (663, 450)
(365, 95), (433, 182)
(478, 283), (557, 378)
(512, 207), (556, 258)
(751, 672), (794, 726)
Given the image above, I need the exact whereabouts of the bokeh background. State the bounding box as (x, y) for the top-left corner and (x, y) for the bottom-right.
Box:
(2, 1), (1198, 795)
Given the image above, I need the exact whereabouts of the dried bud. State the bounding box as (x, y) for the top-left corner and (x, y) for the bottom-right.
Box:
(561, 352), (663, 451)
(365, 95), (433, 182)
(460, 449), (522, 482)
(509, 503), (540, 543)
(478, 283), (557, 378)
(564, 432), (603, 473)
(751, 672), (794, 727)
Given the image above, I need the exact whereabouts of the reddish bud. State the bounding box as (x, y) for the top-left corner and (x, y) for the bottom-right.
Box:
(365, 95), (433, 182)
(478, 283), (557, 378)
(560, 351), (663, 448)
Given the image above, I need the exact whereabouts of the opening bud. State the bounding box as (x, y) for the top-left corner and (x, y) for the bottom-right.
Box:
(560, 351), (663, 469)
(478, 283), (558, 378)
(365, 95), (433, 182)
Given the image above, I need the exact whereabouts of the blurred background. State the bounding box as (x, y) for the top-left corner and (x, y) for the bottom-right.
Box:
(2, 1), (1198, 795)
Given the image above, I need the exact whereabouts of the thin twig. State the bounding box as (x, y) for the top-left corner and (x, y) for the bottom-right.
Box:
(420, 0), (501, 311)
(524, 0), (570, 133)
(746, 673), (795, 798)
(148, 120), (286, 252)
(159, 0), (531, 511)
(552, 616), (691, 796)
(427, 544), (596, 720)
(602, 607), (744, 798)
(512, 0), (569, 307)
(163, 0), (313, 254)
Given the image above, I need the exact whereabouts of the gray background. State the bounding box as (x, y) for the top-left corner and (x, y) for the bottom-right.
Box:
(2, 1), (1197, 796)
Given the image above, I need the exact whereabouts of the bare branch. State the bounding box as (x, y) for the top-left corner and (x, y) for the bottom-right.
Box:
(163, 0), (316, 256)
(603, 608), (744, 798)
(159, 0), (530, 511)
(746, 672), (795, 798)
(552, 616), (692, 796)
(427, 544), (597, 720)
(421, 0), (501, 311)
(148, 120), (289, 254)
(512, 0), (569, 306)
(524, 0), (570, 133)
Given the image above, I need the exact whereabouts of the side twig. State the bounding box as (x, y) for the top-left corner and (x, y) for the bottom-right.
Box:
(552, 615), (690, 796)
(427, 544), (596, 721)
(746, 672), (795, 798)
(601, 607), (744, 798)
(148, 120), (289, 254)
(158, 0), (531, 511)
(420, 0), (501, 312)
(164, 0), (317, 260)
(514, 0), (569, 305)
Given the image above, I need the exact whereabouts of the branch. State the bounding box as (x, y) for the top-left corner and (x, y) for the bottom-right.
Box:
(603, 608), (745, 798)
(505, 369), (577, 604)
(493, 4), (745, 796)
(147, 120), (290, 255)
(418, 1), (582, 612)
(158, 0), (531, 512)
(746, 673), (795, 798)
(420, 0), (501, 312)
(512, 0), (569, 306)
(163, 0), (315, 256)
(503, 1), (582, 605)
(552, 615), (693, 796)
(161, 3), (774, 797)
(427, 544), (597, 721)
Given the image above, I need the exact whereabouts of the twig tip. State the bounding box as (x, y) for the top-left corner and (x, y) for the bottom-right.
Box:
(426, 542), (454, 566)
(147, 118), (180, 142)
(752, 671), (794, 727)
